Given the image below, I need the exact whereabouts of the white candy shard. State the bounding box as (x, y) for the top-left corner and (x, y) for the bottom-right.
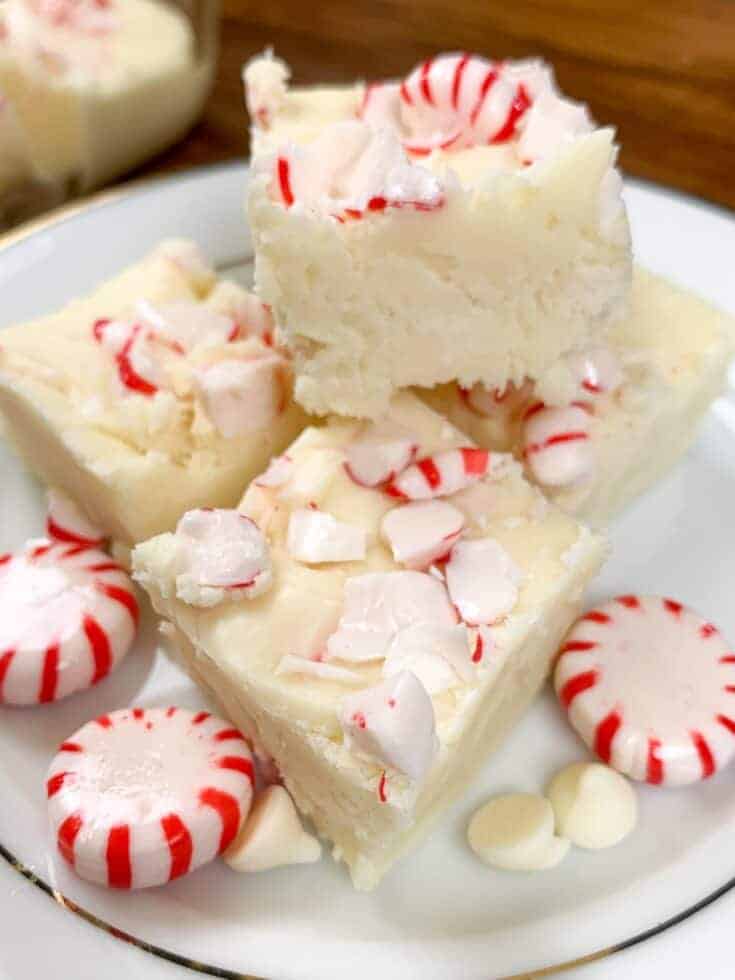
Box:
(522, 403), (593, 487)
(224, 785), (321, 872)
(243, 50), (291, 129)
(383, 622), (475, 694)
(467, 793), (570, 871)
(137, 300), (236, 350)
(340, 671), (439, 781)
(254, 454), (294, 488)
(46, 487), (105, 547)
(385, 448), (490, 500)
(48, 708), (254, 889)
(555, 596), (735, 786)
(169, 508), (272, 607)
(381, 500), (464, 569)
(517, 89), (593, 164)
(547, 762), (638, 850)
(194, 355), (285, 438)
(344, 422), (418, 487)
(275, 655), (362, 685)
(445, 538), (522, 625)
(287, 508), (366, 564)
(566, 347), (623, 398)
(326, 570), (457, 663)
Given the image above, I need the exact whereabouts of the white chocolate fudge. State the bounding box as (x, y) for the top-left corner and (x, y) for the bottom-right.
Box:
(423, 268), (735, 525)
(133, 393), (606, 889)
(0, 0), (212, 198)
(0, 240), (308, 550)
(244, 51), (632, 418)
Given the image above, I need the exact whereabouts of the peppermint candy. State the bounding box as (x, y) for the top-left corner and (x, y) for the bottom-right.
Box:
(522, 402), (593, 487)
(0, 541), (137, 705)
(555, 597), (735, 785)
(47, 708), (254, 889)
(398, 53), (531, 154)
(384, 448), (490, 500)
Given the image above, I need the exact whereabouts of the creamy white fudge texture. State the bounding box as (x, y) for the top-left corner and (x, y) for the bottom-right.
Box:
(424, 268), (735, 526)
(0, 241), (308, 549)
(245, 52), (632, 418)
(0, 0), (212, 192)
(133, 393), (606, 889)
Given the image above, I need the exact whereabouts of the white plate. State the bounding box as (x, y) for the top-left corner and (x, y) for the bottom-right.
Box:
(1, 164), (735, 980)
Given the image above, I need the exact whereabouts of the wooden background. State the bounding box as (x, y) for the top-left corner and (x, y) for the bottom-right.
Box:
(147, 0), (735, 211)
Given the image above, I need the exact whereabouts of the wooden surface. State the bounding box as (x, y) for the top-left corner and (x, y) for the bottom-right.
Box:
(144, 0), (735, 212)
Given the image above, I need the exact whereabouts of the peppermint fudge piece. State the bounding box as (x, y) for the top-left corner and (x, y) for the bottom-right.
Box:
(424, 268), (735, 525)
(133, 393), (607, 889)
(0, 0), (212, 195)
(0, 240), (308, 552)
(244, 51), (631, 418)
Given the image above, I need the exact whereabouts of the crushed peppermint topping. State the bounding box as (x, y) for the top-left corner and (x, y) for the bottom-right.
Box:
(162, 508), (272, 608)
(385, 447), (490, 500)
(381, 499), (464, 569)
(269, 122), (445, 220)
(287, 509), (367, 564)
(327, 570), (458, 664)
(340, 671), (439, 781)
(445, 538), (523, 625)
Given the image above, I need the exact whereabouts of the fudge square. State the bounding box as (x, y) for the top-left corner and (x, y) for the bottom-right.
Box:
(132, 393), (607, 889)
(0, 240), (308, 550)
(423, 267), (735, 526)
(244, 51), (632, 418)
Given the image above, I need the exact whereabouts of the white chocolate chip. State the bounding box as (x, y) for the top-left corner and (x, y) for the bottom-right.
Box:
(547, 762), (638, 850)
(224, 786), (321, 873)
(467, 793), (570, 871)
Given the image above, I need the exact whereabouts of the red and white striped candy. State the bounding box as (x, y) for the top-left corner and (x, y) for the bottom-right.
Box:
(555, 596), (735, 786)
(381, 500), (464, 569)
(385, 447), (490, 500)
(47, 707), (254, 889)
(399, 54), (532, 154)
(0, 541), (137, 706)
(522, 402), (593, 488)
(46, 488), (105, 548)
